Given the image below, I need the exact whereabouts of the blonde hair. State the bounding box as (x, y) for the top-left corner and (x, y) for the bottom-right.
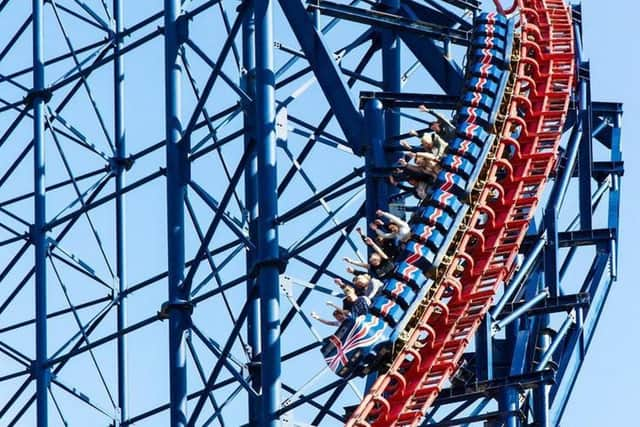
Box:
(354, 274), (371, 286)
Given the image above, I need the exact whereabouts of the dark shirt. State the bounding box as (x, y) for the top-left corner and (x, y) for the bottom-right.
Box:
(350, 296), (370, 317)
(371, 259), (396, 280)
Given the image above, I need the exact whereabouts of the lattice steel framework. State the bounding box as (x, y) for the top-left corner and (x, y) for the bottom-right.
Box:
(0, 1), (621, 427)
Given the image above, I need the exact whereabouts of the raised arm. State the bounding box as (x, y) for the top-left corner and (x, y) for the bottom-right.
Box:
(363, 237), (389, 260)
(370, 221), (396, 240)
(414, 151), (439, 162)
(376, 209), (409, 229)
(343, 257), (369, 269)
(310, 312), (340, 326)
(419, 105), (455, 130)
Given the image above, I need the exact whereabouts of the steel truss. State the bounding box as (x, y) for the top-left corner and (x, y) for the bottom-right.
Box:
(0, 1), (621, 427)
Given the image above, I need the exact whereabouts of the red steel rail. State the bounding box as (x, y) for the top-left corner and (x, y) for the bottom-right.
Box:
(347, 1), (575, 425)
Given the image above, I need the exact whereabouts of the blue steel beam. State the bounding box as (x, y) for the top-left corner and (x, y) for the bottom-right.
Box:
(255, 0), (280, 425)
(363, 99), (387, 227)
(543, 118), (583, 298)
(242, 5), (261, 425)
(164, 1), (189, 426)
(608, 115), (622, 279)
(491, 238), (545, 320)
(550, 252), (612, 425)
(276, 42), (377, 197)
(496, 293), (589, 318)
(359, 91), (458, 110)
(493, 290), (549, 334)
(113, 0), (128, 422)
(403, 0), (473, 31)
(578, 64), (593, 230)
(432, 370), (555, 406)
(32, 1), (49, 425)
(381, 0), (401, 165)
(276, 0), (364, 151)
(309, 1), (470, 45)
(398, 33), (463, 96)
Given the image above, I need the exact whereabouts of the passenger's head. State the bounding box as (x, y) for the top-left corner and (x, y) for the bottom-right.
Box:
(369, 253), (382, 267)
(388, 223), (400, 233)
(353, 274), (371, 289)
(343, 286), (357, 301)
(333, 310), (348, 322)
(420, 133), (434, 149)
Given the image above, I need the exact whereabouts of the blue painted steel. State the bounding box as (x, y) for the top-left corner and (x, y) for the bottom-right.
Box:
(277, 0), (364, 150)
(494, 290), (549, 332)
(534, 276), (552, 427)
(242, 6), (261, 425)
(544, 123), (583, 298)
(475, 318), (493, 381)
(399, 32), (463, 96)
(363, 99), (387, 227)
(578, 69), (593, 230)
(382, 0), (401, 149)
(114, 0), (128, 422)
(33, 1), (49, 425)
(501, 382), (520, 427)
(255, 0), (280, 424)
(164, 1), (189, 425)
(381, 0), (402, 209)
(536, 313), (574, 372)
(502, 321), (520, 427)
(608, 118), (622, 280)
(491, 238), (545, 319)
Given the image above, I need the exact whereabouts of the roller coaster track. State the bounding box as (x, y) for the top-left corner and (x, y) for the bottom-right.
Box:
(348, 1), (575, 425)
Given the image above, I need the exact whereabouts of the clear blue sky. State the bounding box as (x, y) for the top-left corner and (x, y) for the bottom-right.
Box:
(557, 1), (638, 425)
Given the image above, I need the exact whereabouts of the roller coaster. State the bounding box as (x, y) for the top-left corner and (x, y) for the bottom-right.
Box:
(0, 0), (623, 426)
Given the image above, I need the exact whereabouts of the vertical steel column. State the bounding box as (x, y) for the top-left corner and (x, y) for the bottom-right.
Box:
(164, 1), (189, 425)
(255, 0), (280, 424)
(242, 7), (261, 425)
(113, 0), (128, 422)
(578, 68), (593, 230)
(33, 1), (49, 425)
(363, 99), (386, 228)
(475, 318), (493, 381)
(381, 0), (400, 140)
(381, 0), (401, 207)
(534, 319), (552, 427)
(501, 322), (521, 427)
(608, 113), (622, 280)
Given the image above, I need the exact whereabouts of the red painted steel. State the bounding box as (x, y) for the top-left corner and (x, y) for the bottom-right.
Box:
(347, 1), (575, 425)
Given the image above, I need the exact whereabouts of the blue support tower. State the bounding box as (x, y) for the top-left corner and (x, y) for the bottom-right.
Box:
(164, 1), (189, 425)
(113, 0), (128, 422)
(33, 0), (49, 424)
(255, 0), (281, 425)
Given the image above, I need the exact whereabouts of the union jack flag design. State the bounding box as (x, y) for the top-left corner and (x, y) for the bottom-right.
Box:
(323, 314), (388, 374)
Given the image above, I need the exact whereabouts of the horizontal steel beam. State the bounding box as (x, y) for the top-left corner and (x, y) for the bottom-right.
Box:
(433, 370), (555, 405)
(592, 101), (623, 116)
(591, 161), (624, 181)
(430, 410), (521, 427)
(431, 0), (481, 10)
(359, 91), (458, 109)
(309, 1), (470, 45)
(495, 293), (590, 319)
(522, 228), (615, 250)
